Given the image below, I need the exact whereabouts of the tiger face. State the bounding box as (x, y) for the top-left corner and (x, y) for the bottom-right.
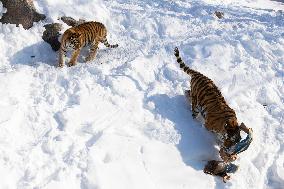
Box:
(66, 33), (81, 49)
(224, 120), (242, 148)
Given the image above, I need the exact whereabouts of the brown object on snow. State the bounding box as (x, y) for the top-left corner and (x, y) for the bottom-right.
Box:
(215, 11), (224, 19)
(0, 0), (46, 29)
(60, 16), (86, 27)
(203, 160), (230, 183)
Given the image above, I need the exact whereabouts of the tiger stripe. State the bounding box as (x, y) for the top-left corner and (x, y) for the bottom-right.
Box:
(102, 39), (119, 48)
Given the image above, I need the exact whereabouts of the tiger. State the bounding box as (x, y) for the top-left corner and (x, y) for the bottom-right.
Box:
(58, 21), (118, 67)
(174, 47), (251, 163)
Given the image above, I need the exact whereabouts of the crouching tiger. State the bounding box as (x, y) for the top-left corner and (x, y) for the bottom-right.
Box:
(174, 47), (253, 182)
(58, 21), (118, 67)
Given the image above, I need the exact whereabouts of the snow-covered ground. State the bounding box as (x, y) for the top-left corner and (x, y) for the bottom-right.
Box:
(0, 0), (283, 188)
(204, 0), (284, 10)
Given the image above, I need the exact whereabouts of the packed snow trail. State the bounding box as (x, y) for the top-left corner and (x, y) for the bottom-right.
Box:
(0, 0), (283, 188)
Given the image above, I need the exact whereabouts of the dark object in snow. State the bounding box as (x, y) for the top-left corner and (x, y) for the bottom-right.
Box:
(42, 23), (63, 51)
(60, 16), (86, 27)
(215, 11), (224, 19)
(0, 0), (46, 29)
(222, 125), (253, 158)
(204, 160), (238, 183)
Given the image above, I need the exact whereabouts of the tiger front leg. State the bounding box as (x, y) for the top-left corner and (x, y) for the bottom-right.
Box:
(192, 108), (199, 119)
(85, 41), (99, 62)
(68, 48), (81, 67)
(58, 48), (66, 68)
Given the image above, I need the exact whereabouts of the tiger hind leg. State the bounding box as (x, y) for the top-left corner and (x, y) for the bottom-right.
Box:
(85, 41), (99, 62)
(184, 90), (191, 103)
(184, 90), (199, 119)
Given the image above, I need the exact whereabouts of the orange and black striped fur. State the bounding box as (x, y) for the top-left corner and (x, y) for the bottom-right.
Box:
(174, 47), (242, 162)
(58, 21), (118, 67)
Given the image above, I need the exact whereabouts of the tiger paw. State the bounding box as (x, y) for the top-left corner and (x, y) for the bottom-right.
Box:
(68, 62), (75, 67)
(223, 175), (231, 183)
(219, 148), (238, 162)
(229, 154), (238, 162)
(84, 56), (93, 62)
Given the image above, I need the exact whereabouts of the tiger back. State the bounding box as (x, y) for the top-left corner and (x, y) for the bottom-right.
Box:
(58, 21), (118, 67)
(174, 47), (242, 150)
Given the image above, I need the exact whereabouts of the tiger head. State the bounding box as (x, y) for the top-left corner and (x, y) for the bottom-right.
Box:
(223, 118), (242, 148)
(64, 30), (82, 49)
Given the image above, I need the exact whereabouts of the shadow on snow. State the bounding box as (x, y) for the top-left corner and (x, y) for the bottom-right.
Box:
(9, 41), (111, 68)
(10, 41), (58, 67)
(147, 93), (220, 171)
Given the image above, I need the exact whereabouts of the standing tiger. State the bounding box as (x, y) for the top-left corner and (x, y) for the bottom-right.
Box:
(174, 47), (252, 182)
(58, 21), (118, 67)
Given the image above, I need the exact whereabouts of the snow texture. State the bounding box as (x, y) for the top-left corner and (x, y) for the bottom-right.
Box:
(0, 0), (283, 188)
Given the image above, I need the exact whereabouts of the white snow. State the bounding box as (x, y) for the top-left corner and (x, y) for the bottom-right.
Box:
(0, 0), (283, 188)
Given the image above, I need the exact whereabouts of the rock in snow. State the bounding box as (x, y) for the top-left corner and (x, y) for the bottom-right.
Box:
(60, 16), (86, 27)
(42, 23), (63, 51)
(0, 0), (45, 29)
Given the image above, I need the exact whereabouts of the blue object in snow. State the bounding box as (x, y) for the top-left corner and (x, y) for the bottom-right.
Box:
(225, 163), (238, 174)
(225, 128), (253, 155)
